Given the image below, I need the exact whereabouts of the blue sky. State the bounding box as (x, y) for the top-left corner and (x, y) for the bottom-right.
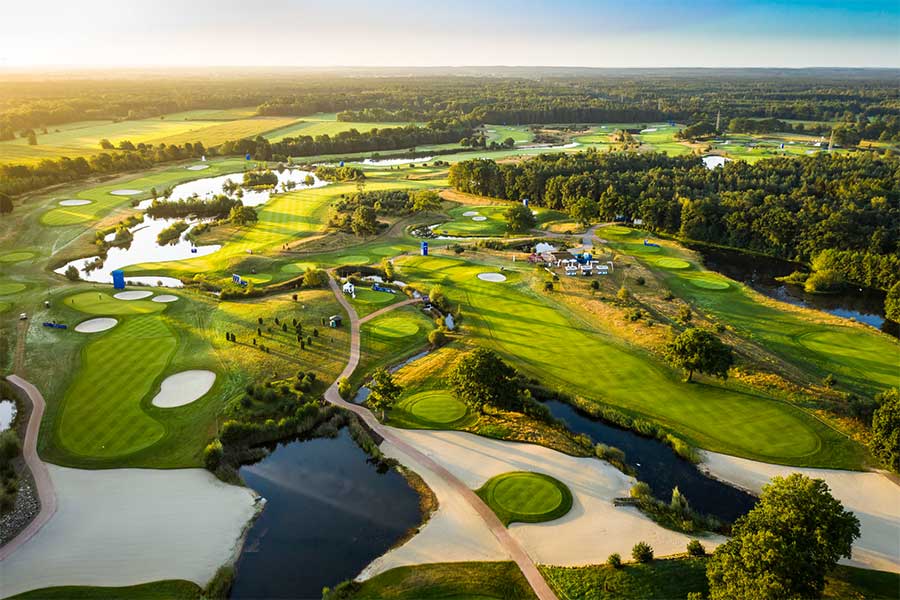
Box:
(2, 0), (898, 67)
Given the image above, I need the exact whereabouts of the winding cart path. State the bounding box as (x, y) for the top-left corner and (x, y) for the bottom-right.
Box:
(324, 277), (559, 600)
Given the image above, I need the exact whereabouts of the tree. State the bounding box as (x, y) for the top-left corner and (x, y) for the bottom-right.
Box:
(448, 348), (518, 414)
(26, 130), (37, 145)
(0, 192), (12, 214)
(350, 205), (378, 236)
(382, 258), (395, 282)
(707, 474), (860, 600)
(411, 190), (441, 212)
(229, 204), (258, 225)
(870, 388), (899, 473)
(567, 196), (599, 227)
(885, 281), (900, 322)
(505, 203), (536, 234)
(632, 541), (654, 562)
(428, 329), (447, 348)
(665, 328), (734, 382)
(64, 265), (80, 281)
(367, 368), (403, 420)
(302, 268), (329, 288)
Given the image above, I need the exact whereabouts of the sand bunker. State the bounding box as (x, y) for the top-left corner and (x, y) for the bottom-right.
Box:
(186, 165), (209, 171)
(477, 272), (507, 282)
(58, 199), (92, 206)
(701, 451), (900, 573)
(362, 429), (718, 579)
(151, 294), (179, 303)
(0, 465), (257, 596)
(462, 211), (480, 217)
(114, 290), (153, 300)
(74, 318), (118, 333)
(109, 189), (142, 196)
(151, 370), (216, 408)
(471, 216), (488, 222)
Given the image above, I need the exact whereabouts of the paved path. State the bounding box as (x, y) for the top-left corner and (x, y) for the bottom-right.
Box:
(325, 278), (559, 600)
(358, 297), (421, 325)
(0, 376), (57, 561)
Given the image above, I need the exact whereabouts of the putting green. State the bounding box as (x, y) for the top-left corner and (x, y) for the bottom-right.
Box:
(0, 282), (26, 295)
(655, 257), (691, 269)
(337, 255), (371, 265)
(632, 244), (661, 254)
(476, 471), (573, 526)
(281, 261), (318, 274)
(243, 273), (272, 284)
(688, 276), (730, 290)
(603, 225), (632, 236)
(0, 251), (36, 263)
(370, 315), (420, 338)
(406, 391), (468, 424)
(63, 292), (166, 315)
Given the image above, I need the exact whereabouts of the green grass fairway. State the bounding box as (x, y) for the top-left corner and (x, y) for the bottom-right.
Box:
(0, 251), (36, 263)
(280, 261), (318, 274)
(603, 225), (633, 236)
(0, 282), (26, 295)
(337, 561), (537, 600)
(397, 255), (866, 468)
(476, 471), (573, 526)
(654, 257), (690, 269)
(606, 230), (900, 397)
(369, 315), (420, 338)
(63, 291), (165, 315)
(434, 205), (563, 237)
(264, 112), (420, 142)
(349, 287), (402, 317)
(8, 580), (202, 600)
(57, 315), (174, 459)
(406, 391), (468, 425)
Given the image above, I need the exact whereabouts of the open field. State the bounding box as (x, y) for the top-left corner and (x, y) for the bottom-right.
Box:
(394, 254), (866, 468)
(604, 228), (900, 397)
(475, 471), (573, 526)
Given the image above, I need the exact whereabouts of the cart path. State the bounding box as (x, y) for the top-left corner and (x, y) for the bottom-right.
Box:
(358, 297), (422, 325)
(325, 278), (559, 600)
(0, 376), (57, 561)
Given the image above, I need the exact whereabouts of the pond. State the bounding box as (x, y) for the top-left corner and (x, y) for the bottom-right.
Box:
(692, 245), (897, 338)
(544, 400), (757, 523)
(231, 429), (421, 599)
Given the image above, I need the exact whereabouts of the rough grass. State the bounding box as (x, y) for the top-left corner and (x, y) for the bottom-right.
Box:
(8, 580), (201, 600)
(354, 306), (433, 387)
(395, 254), (866, 468)
(476, 471), (573, 526)
(334, 561), (537, 600)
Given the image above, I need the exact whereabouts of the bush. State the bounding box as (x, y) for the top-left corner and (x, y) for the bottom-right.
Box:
(205, 565), (235, 599)
(338, 377), (351, 399)
(203, 439), (224, 471)
(428, 328), (448, 348)
(687, 539), (706, 556)
(635, 276), (646, 286)
(64, 265), (80, 281)
(632, 541), (654, 562)
(606, 553), (622, 568)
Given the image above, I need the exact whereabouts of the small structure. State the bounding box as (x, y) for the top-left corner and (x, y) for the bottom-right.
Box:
(42, 322), (67, 330)
(372, 284), (396, 294)
(634, 218), (644, 226)
(522, 198), (530, 207)
(543, 250), (578, 268)
(643, 239), (661, 248)
(232, 274), (248, 287)
(564, 264), (578, 276)
(112, 270), (126, 290)
(329, 315), (343, 328)
(580, 263), (593, 276)
(421, 241), (429, 256)
(596, 263), (610, 275)
(342, 281), (355, 295)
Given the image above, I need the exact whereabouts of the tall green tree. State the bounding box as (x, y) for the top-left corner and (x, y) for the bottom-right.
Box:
(448, 348), (518, 414)
(707, 474), (860, 600)
(367, 368), (403, 420)
(664, 328), (734, 382)
(870, 388), (899, 473)
(350, 205), (378, 236)
(505, 203), (536, 233)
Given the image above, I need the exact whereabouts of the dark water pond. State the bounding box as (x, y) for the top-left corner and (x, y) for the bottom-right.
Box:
(691, 245), (898, 339)
(231, 429), (421, 599)
(544, 400), (757, 523)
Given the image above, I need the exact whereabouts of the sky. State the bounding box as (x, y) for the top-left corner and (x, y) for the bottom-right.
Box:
(2, 0), (899, 68)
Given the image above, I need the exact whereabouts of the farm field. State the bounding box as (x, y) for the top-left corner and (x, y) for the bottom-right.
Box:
(603, 228), (900, 397)
(393, 254), (866, 468)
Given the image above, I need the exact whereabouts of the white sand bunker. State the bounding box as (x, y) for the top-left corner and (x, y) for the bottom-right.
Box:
(152, 294), (179, 303)
(58, 199), (91, 206)
(152, 370), (216, 408)
(462, 211), (480, 217)
(114, 290), (153, 300)
(471, 216), (487, 222)
(74, 318), (118, 333)
(0, 465), (257, 597)
(186, 165), (209, 171)
(110, 189), (141, 196)
(477, 272), (507, 282)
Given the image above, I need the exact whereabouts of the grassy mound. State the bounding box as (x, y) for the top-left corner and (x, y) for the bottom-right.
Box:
(63, 291), (165, 315)
(655, 257), (691, 269)
(370, 315), (420, 338)
(406, 391), (468, 425)
(0, 282), (26, 295)
(476, 471), (573, 526)
(0, 251), (36, 263)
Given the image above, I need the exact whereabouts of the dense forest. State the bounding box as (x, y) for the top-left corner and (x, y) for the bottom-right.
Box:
(449, 151), (900, 294)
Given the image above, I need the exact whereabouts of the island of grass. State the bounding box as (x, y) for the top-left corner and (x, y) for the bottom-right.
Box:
(475, 471), (573, 526)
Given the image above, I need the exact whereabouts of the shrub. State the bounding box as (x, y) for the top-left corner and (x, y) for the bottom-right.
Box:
(632, 541), (654, 562)
(606, 553), (622, 568)
(428, 328), (447, 348)
(338, 377), (351, 399)
(635, 276), (646, 286)
(205, 565), (235, 599)
(687, 539), (706, 556)
(630, 482), (652, 499)
(64, 265), (80, 281)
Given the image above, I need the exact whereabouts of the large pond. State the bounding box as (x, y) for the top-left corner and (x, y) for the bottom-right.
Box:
(55, 169), (327, 286)
(691, 245), (897, 338)
(544, 400), (756, 523)
(230, 429), (421, 599)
